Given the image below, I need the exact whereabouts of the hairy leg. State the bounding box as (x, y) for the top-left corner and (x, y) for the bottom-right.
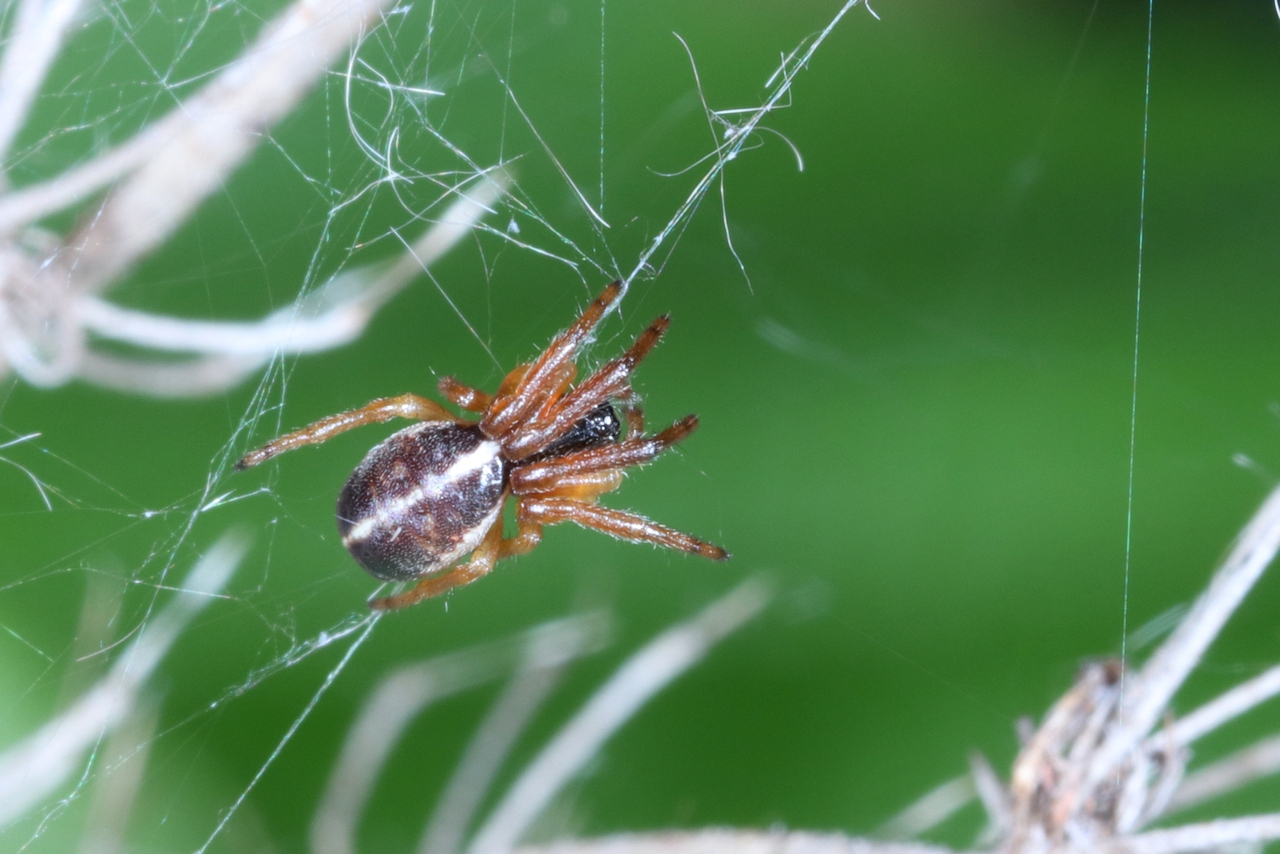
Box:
(523, 496), (729, 561)
(237, 394), (461, 469)
(482, 282), (621, 439)
(620, 402), (645, 436)
(438, 376), (493, 413)
(368, 498), (555, 609)
(510, 416), (697, 494)
(369, 517), (505, 610)
(496, 497), (546, 557)
(505, 314), (669, 459)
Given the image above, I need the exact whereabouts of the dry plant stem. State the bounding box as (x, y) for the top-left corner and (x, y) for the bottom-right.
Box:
(77, 352), (268, 398)
(468, 579), (772, 854)
(1137, 726), (1183, 831)
(62, 0), (401, 294)
(76, 172), (509, 358)
(73, 173), (507, 396)
(968, 752), (1012, 844)
(515, 830), (960, 854)
(0, 0), (86, 169)
(0, 0), (508, 393)
(75, 701), (158, 854)
(503, 817), (1280, 854)
(1166, 732), (1280, 813)
(60, 571), (127, 707)
(503, 819), (1280, 854)
(1110, 814), (1280, 854)
(419, 655), (565, 854)
(0, 531), (246, 828)
(0, 128), (158, 233)
(878, 775), (977, 841)
(309, 614), (609, 854)
(1161, 663), (1280, 749)
(1086, 482), (1280, 792)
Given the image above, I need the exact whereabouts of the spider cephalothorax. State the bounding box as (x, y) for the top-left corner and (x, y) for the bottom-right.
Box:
(237, 282), (728, 610)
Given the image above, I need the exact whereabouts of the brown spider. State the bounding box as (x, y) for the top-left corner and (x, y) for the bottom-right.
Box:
(237, 282), (729, 610)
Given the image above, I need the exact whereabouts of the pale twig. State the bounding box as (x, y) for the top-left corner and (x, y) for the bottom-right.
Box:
(514, 830), (960, 854)
(1109, 814), (1280, 854)
(60, 0), (405, 297)
(1166, 732), (1280, 814)
(468, 579), (772, 854)
(877, 775), (976, 841)
(79, 172), (508, 356)
(0, 0), (402, 271)
(1086, 483), (1280, 791)
(968, 752), (1011, 845)
(1136, 725), (1184, 831)
(77, 352), (269, 398)
(0, 0), (87, 169)
(0, 0), (507, 394)
(309, 647), (510, 854)
(0, 531), (246, 828)
(69, 173), (507, 396)
(310, 615), (609, 854)
(419, 641), (574, 854)
(0, 129), (161, 234)
(1159, 664), (1280, 750)
(75, 701), (158, 854)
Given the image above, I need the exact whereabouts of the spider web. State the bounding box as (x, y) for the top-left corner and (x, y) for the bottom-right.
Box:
(5, 2), (1280, 854)
(0, 0), (872, 850)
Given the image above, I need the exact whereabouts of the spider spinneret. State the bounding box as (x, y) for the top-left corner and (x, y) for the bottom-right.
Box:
(237, 282), (729, 610)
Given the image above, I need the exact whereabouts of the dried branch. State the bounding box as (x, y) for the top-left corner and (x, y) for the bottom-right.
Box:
(1161, 664), (1280, 750)
(468, 578), (772, 854)
(516, 830), (960, 854)
(0, 531), (246, 828)
(0, 0), (508, 394)
(75, 701), (158, 854)
(310, 614), (609, 854)
(878, 775), (977, 842)
(51, 0), (402, 293)
(75, 172), (508, 397)
(0, 0), (87, 169)
(969, 753), (1012, 845)
(1110, 814), (1280, 854)
(419, 642), (569, 854)
(1085, 483), (1280, 793)
(1167, 732), (1280, 814)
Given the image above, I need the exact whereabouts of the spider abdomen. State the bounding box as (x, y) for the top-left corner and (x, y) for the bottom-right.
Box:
(336, 422), (507, 581)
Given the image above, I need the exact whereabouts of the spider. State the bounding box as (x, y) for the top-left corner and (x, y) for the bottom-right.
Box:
(236, 282), (729, 610)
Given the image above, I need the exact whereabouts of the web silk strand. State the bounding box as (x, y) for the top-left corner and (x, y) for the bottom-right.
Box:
(1120, 0), (1156, 709)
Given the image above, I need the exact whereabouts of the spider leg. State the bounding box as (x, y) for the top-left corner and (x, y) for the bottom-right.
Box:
(523, 496), (729, 560)
(505, 314), (669, 459)
(369, 515), (505, 610)
(511, 416), (697, 494)
(438, 376), (493, 413)
(500, 496), (547, 556)
(482, 282), (621, 439)
(620, 402), (645, 436)
(368, 496), (556, 609)
(494, 363), (530, 397)
(237, 394), (462, 469)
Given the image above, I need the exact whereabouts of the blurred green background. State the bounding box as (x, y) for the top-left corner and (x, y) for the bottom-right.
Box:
(4, 0), (1280, 851)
